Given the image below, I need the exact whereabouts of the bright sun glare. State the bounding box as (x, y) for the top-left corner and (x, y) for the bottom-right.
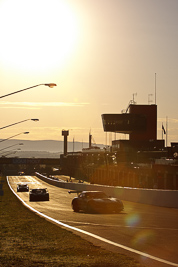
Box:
(0, 0), (79, 73)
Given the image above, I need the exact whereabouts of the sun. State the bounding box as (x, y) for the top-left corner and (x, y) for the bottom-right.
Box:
(0, 0), (80, 73)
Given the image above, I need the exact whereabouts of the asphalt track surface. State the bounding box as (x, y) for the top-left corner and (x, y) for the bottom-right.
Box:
(8, 175), (178, 267)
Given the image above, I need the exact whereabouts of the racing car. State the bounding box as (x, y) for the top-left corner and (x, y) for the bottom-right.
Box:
(29, 188), (49, 201)
(18, 171), (25, 176)
(68, 190), (124, 213)
(17, 184), (29, 192)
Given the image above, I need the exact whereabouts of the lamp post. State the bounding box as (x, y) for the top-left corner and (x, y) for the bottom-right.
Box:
(1, 151), (17, 157)
(0, 143), (23, 152)
(0, 148), (21, 155)
(0, 132), (29, 143)
(0, 119), (39, 130)
(0, 83), (57, 99)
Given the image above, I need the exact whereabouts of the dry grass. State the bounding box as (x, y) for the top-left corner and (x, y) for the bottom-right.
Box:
(0, 176), (143, 267)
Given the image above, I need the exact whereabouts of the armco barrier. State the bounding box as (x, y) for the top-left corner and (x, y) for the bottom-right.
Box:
(35, 172), (178, 208)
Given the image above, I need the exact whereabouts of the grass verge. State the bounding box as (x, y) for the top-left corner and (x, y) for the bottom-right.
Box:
(0, 176), (143, 267)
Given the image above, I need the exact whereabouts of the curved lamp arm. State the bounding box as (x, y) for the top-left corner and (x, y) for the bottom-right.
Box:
(0, 143), (23, 152)
(0, 119), (39, 130)
(0, 83), (57, 99)
(0, 132), (29, 143)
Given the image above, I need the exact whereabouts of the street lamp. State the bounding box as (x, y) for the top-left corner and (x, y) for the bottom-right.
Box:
(1, 151), (18, 157)
(0, 148), (21, 155)
(0, 83), (57, 99)
(0, 119), (39, 130)
(0, 143), (23, 152)
(0, 132), (29, 143)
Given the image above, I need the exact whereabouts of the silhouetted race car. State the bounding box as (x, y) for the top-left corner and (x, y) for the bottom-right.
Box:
(68, 190), (124, 213)
(29, 188), (49, 201)
(17, 184), (29, 192)
(18, 171), (25, 176)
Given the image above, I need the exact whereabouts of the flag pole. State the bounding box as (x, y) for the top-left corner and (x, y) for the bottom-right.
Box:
(166, 117), (168, 147)
(155, 73), (157, 104)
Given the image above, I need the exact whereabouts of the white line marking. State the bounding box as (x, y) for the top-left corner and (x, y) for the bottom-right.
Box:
(7, 176), (178, 267)
(59, 220), (178, 231)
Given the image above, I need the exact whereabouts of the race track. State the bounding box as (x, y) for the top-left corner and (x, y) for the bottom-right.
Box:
(8, 175), (178, 267)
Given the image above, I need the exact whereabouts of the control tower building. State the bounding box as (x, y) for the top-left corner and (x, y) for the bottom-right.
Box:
(102, 104), (164, 152)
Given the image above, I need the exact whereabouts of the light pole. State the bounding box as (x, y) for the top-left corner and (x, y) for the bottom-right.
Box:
(0, 132), (29, 143)
(0, 119), (39, 130)
(1, 151), (17, 157)
(0, 83), (57, 99)
(0, 148), (21, 155)
(0, 143), (23, 152)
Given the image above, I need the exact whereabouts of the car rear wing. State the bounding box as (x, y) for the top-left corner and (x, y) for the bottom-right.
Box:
(68, 190), (82, 195)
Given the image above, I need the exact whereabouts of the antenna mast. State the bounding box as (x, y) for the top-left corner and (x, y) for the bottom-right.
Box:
(155, 73), (157, 104)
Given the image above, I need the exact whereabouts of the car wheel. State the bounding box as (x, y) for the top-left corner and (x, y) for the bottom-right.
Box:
(72, 200), (79, 212)
(114, 205), (123, 213)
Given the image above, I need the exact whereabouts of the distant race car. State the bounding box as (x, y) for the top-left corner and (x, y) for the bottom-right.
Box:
(18, 171), (25, 176)
(17, 184), (29, 192)
(29, 188), (49, 201)
(68, 190), (124, 213)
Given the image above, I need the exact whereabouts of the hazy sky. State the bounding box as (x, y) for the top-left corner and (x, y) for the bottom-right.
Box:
(0, 0), (178, 147)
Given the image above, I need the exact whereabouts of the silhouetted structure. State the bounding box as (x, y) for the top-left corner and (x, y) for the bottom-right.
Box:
(102, 104), (164, 153)
(62, 130), (69, 156)
(59, 102), (178, 190)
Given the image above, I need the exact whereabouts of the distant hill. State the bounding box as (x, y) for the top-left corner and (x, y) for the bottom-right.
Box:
(0, 139), (105, 158)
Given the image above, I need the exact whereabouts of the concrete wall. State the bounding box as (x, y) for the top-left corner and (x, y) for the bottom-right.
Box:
(35, 172), (178, 209)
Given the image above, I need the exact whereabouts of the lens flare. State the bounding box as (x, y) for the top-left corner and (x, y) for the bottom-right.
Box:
(125, 213), (140, 227)
(132, 229), (155, 248)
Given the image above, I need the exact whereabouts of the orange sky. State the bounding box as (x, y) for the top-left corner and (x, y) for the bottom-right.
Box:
(0, 0), (178, 146)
